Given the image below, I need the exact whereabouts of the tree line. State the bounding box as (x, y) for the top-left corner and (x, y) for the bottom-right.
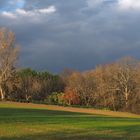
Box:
(0, 28), (140, 113)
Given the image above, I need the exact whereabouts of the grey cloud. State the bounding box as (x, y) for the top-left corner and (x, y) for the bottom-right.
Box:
(0, 0), (140, 73)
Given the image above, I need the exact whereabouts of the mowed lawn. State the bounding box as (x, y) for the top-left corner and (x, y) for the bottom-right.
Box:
(0, 102), (140, 140)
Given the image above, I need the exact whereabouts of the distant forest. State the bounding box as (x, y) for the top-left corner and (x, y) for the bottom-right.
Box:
(0, 28), (140, 114)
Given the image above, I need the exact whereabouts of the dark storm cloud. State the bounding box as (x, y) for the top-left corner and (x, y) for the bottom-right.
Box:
(0, 0), (140, 73)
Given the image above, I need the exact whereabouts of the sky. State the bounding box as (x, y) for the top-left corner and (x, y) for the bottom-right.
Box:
(0, 0), (140, 73)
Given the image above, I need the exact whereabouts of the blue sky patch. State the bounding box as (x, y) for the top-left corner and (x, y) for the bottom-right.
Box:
(0, 0), (25, 12)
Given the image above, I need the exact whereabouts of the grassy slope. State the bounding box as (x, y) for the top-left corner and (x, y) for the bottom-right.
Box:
(0, 102), (140, 140)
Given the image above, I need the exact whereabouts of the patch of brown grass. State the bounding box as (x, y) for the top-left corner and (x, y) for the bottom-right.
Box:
(1, 101), (140, 118)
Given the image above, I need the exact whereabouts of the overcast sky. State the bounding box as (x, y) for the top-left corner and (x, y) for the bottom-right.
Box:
(0, 0), (140, 73)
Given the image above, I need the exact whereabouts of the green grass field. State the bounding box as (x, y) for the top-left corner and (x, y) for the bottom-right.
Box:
(0, 102), (140, 140)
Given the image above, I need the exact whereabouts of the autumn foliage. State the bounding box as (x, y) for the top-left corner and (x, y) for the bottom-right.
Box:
(63, 88), (80, 105)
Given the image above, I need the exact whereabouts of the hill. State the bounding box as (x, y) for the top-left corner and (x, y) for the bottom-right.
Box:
(0, 102), (140, 140)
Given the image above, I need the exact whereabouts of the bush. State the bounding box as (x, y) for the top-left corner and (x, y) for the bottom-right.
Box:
(45, 92), (64, 105)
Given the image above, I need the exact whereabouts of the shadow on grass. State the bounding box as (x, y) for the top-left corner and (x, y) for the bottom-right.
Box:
(0, 107), (140, 123)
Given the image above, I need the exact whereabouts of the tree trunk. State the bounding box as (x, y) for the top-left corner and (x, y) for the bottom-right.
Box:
(124, 87), (129, 108)
(111, 93), (116, 111)
(0, 85), (5, 100)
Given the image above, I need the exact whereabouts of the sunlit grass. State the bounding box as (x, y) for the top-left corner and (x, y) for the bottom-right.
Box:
(0, 102), (140, 140)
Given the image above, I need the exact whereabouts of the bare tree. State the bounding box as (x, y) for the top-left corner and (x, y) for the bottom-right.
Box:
(0, 28), (19, 100)
(112, 57), (138, 109)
